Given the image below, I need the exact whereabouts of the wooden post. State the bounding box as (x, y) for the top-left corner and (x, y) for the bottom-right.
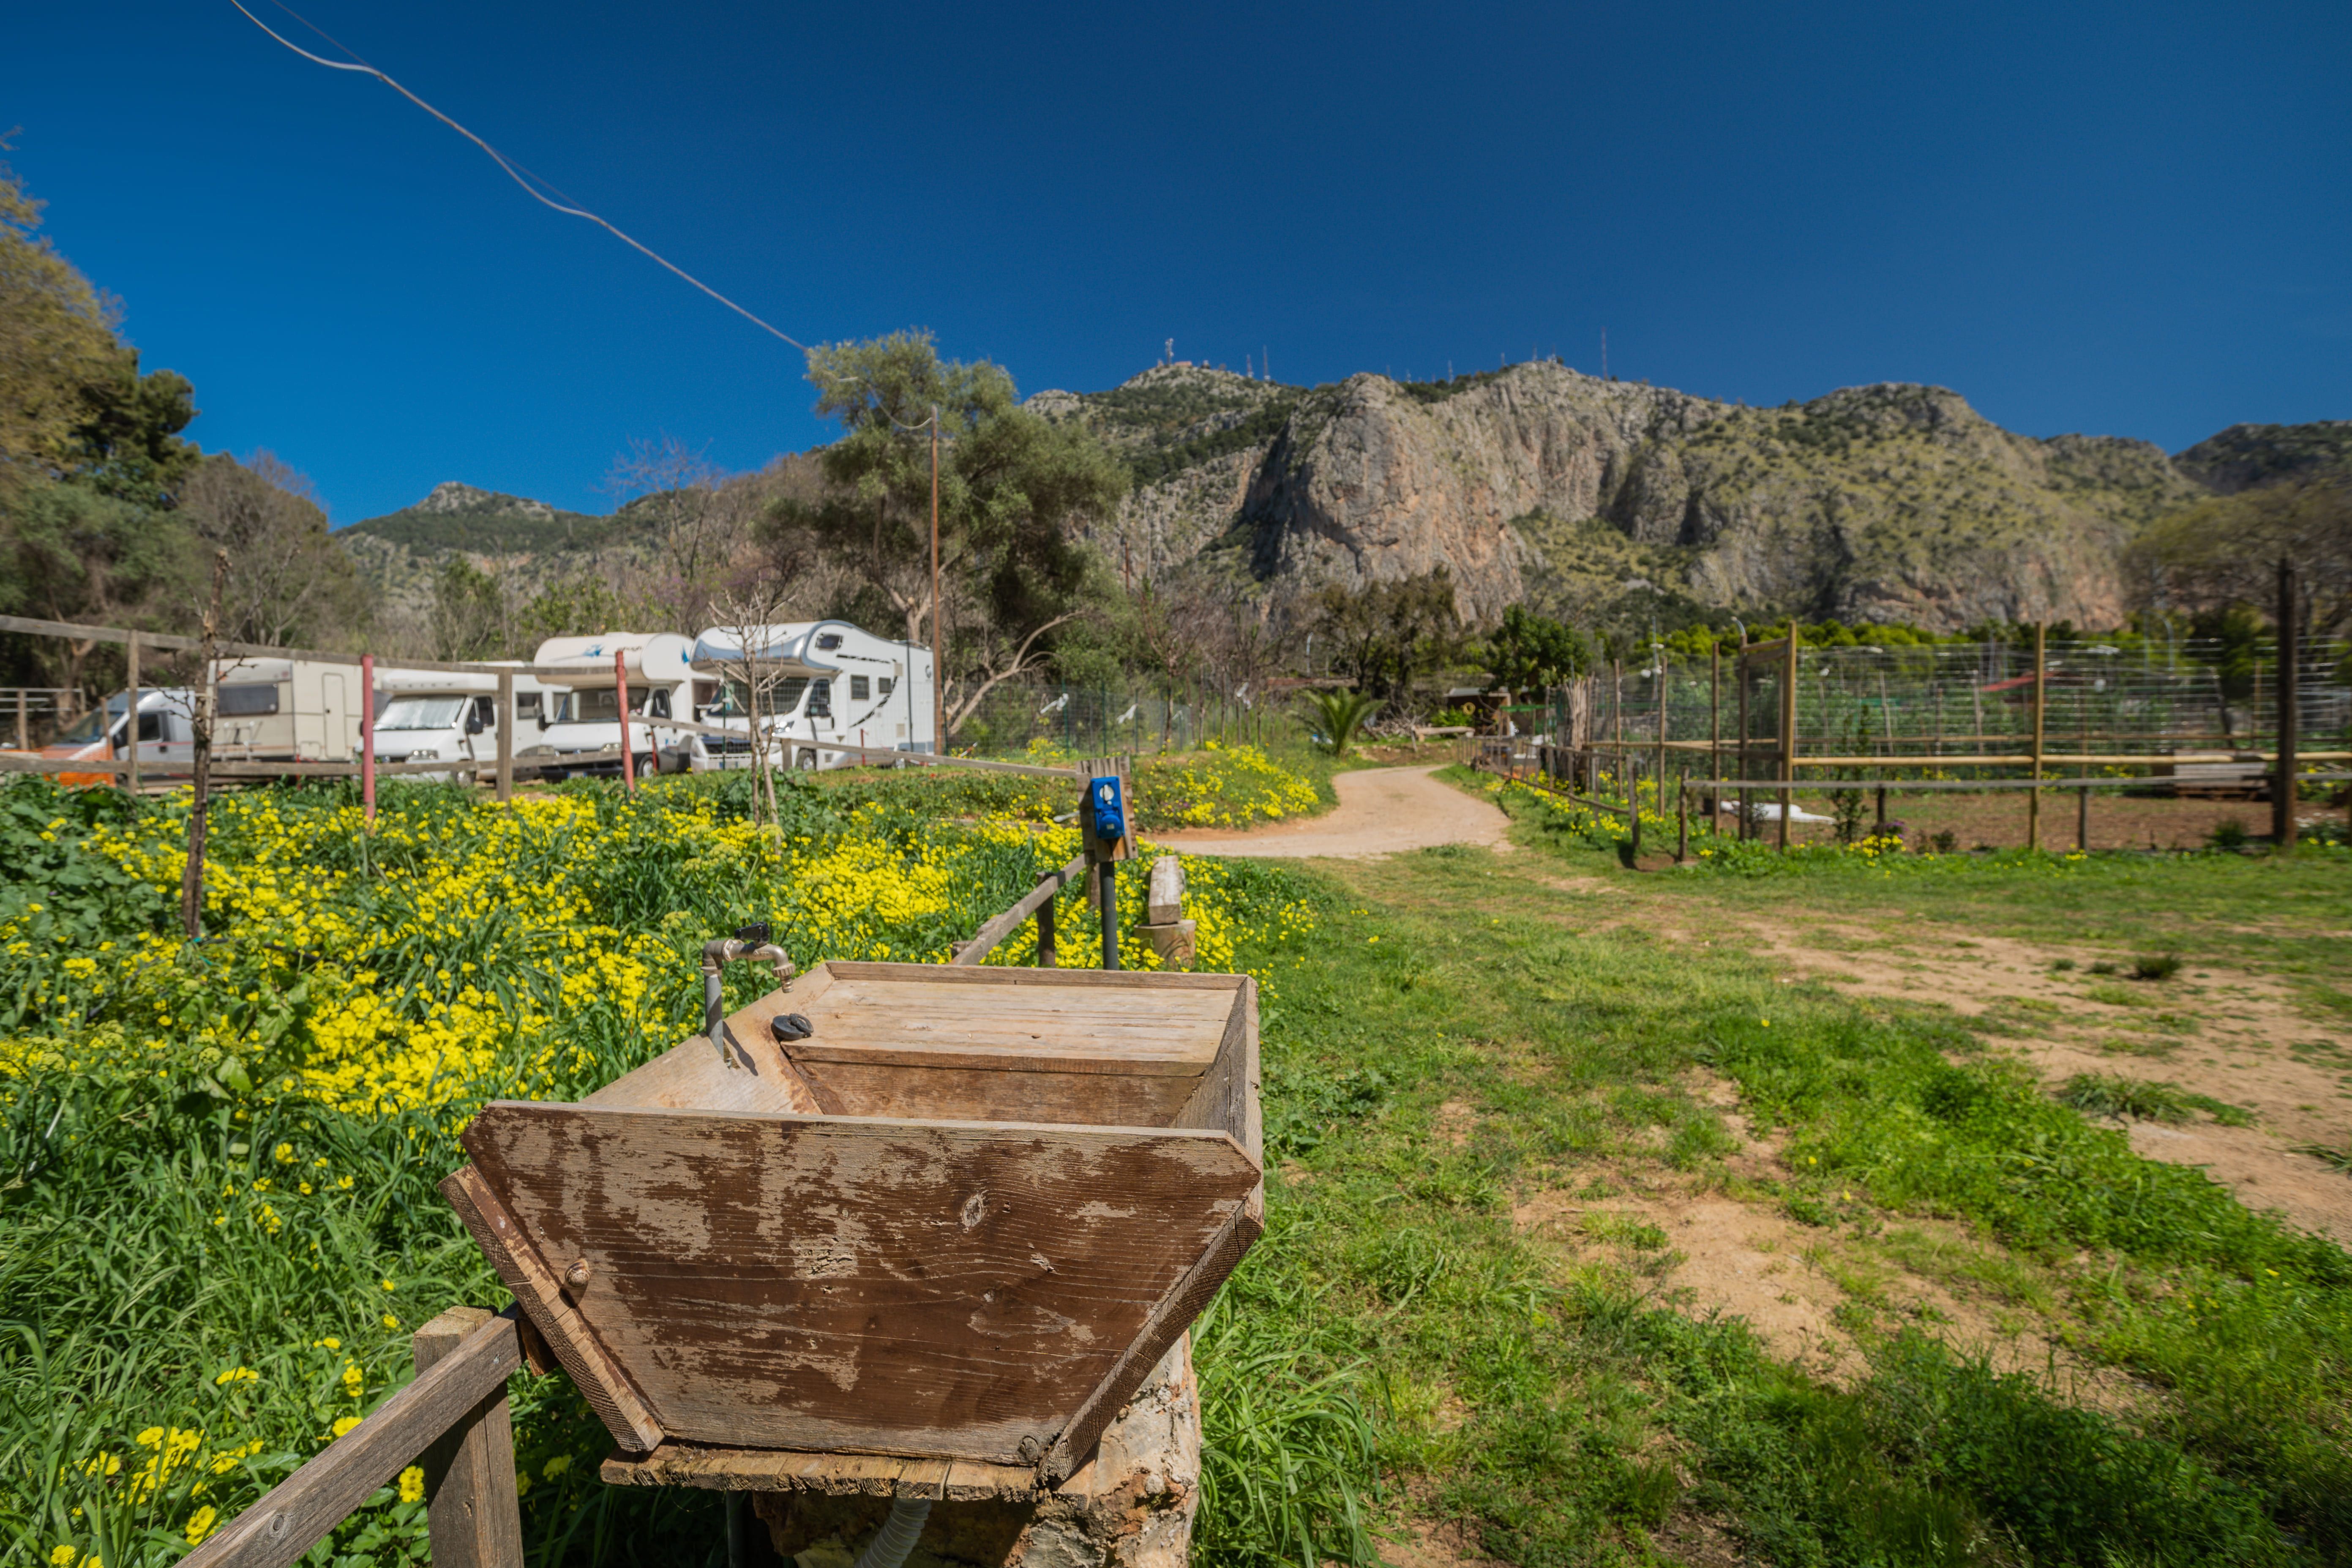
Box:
(2027, 624), (2045, 851)
(1709, 643), (1721, 821)
(1654, 650), (1667, 815)
(2275, 558), (2299, 850)
(14, 687), (24, 751)
(125, 630), (141, 798)
(414, 1307), (526, 1568)
(1875, 784), (1887, 836)
(1735, 633), (1750, 840)
(1611, 660), (1623, 796)
(360, 653), (376, 824)
(1628, 755), (1642, 859)
(615, 649), (636, 792)
(495, 672), (515, 806)
(2077, 781), (2090, 852)
(1034, 870), (1058, 968)
(1779, 629), (1796, 852)
(1677, 766), (1689, 862)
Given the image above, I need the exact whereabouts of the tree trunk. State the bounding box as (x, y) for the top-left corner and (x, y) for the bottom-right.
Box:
(180, 551), (229, 940)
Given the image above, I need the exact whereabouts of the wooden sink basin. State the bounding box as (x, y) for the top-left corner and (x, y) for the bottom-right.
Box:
(441, 962), (1261, 1483)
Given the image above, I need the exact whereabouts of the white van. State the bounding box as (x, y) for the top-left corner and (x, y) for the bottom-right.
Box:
(519, 633), (698, 779)
(369, 665), (554, 782)
(690, 620), (934, 770)
(40, 687), (201, 786)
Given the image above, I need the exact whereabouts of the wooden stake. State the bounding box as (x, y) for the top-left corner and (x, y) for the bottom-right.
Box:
(1035, 871), (1058, 968)
(1709, 644), (1721, 821)
(1735, 629), (1751, 841)
(495, 672), (514, 806)
(1779, 628), (1796, 852)
(125, 630), (140, 799)
(414, 1307), (527, 1568)
(615, 649), (636, 792)
(2027, 624), (2045, 851)
(1677, 766), (1688, 862)
(2276, 558), (2299, 850)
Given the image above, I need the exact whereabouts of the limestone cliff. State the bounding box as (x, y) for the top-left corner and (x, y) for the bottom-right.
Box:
(1035, 363), (2213, 633)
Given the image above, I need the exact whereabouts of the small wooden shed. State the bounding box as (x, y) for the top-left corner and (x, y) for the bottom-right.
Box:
(440, 961), (1262, 1486)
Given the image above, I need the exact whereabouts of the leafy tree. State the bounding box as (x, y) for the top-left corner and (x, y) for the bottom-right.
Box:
(1308, 568), (1465, 699)
(430, 557), (509, 660)
(176, 452), (368, 648)
(0, 480), (194, 693)
(511, 573), (662, 650)
(2126, 477), (2352, 642)
(1481, 605), (1592, 694)
(0, 145), (122, 498)
(773, 330), (1129, 734)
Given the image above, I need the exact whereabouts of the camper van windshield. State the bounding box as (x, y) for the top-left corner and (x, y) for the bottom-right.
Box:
(57, 706), (120, 744)
(378, 695), (468, 731)
(548, 687), (667, 724)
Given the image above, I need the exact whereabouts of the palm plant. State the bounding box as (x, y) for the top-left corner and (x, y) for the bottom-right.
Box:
(1300, 689), (1381, 757)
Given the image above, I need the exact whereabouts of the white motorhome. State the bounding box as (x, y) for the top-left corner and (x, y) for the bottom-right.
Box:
(369, 665), (554, 783)
(518, 633), (699, 779)
(690, 621), (934, 770)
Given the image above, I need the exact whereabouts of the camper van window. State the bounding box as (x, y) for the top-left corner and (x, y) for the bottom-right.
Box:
(217, 684), (279, 717)
(517, 693), (541, 719)
(849, 675), (870, 701)
(647, 689), (671, 719)
(771, 677), (809, 714)
(58, 706), (118, 744)
(470, 697), (495, 732)
(816, 633), (844, 651)
(379, 695), (469, 731)
(135, 713), (163, 743)
(878, 676), (895, 698)
(806, 678), (833, 719)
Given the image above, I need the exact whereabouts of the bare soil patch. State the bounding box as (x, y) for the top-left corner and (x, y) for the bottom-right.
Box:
(1155, 766), (1511, 859)
(1738, 921), (2352, 1245)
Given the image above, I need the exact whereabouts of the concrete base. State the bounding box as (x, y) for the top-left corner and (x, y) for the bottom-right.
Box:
(759, 1335), (1200, 1568)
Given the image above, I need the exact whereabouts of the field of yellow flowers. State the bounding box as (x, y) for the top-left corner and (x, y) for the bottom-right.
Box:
(0, 768), (1320, 1568)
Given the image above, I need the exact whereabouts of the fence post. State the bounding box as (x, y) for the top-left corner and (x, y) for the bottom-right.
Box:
(125, 630), (141, 799)
(1736, 631), (1750, 840)
(1779, 631), (1796, 852)
(2027, 624), (2045, 851)
(1035, 870), (1058, 968)
(2275, 558), (2298, 850)
(1709, 644), (1721, 821)
(495, 672), (515, 806)
(413, 1307), (526, 1568)
(615, 649), (636, 792)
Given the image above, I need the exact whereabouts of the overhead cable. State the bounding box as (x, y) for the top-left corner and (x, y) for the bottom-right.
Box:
(227, 0), (806, 350)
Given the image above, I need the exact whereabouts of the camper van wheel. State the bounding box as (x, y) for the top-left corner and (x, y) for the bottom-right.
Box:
(796, 748), (818, 771)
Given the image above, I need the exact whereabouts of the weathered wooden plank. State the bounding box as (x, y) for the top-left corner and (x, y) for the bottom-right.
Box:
(180, 1309), (523, 1568)
(438, 1165), (667, 1453)
(599, 1443), (1004, 1495)
(952, 853), (1088, 964)
(787, 1060), (1202, 1127)
(820, 960), (1242, 993)
(789, 1037), (1212, 1074)
(415, 1307), (526, 1568)
(461, 1103), (1259, 1462)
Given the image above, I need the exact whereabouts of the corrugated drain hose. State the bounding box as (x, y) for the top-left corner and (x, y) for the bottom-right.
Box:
(851, 1497), (933, 1568)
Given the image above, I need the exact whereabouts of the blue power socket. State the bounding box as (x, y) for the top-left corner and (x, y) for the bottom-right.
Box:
(1088, 774), (1127, 844)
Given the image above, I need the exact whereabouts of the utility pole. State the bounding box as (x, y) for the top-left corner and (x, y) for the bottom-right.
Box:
(930, 403), (944, 753)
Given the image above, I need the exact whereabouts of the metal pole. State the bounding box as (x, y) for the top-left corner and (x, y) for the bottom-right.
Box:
(125, 631), (141, 800)
(1709, 644), (1721, 821)
(616, 648), (636, 792)
(360, 652), (375, 823)
(2276, 558), (2299, 850)
(930, 403), (944, 753)
(2027, 624), (2045, 850)
(1736, 630), (1750, 840)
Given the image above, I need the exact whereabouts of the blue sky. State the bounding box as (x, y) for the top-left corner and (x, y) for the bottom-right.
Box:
(8, 1), (2347, 523)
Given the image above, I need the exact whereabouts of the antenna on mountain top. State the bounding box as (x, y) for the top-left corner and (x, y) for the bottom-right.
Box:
(1165, 338), (1174, 365)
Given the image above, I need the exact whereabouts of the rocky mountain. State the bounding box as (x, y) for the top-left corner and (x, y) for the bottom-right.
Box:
(337, 482), (658, 623)
(1032, 362), (2251, 633)
(332, 368), (2342, 641)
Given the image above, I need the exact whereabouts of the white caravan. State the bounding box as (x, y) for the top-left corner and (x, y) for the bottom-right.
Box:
(202, 657), (367, 761)
(519, 633), (699, 779)
(690, 621), (934, 770)
(368, 664), (554, 783)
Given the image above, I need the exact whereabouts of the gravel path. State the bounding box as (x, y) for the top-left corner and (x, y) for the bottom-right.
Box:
(1153, 764), (1511, 859)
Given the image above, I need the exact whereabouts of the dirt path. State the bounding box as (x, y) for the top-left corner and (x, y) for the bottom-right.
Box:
(1157, 765), (1511, 859)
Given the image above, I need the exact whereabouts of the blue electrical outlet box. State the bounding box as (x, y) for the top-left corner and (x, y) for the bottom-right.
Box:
(1088, 774), (1127, 846)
